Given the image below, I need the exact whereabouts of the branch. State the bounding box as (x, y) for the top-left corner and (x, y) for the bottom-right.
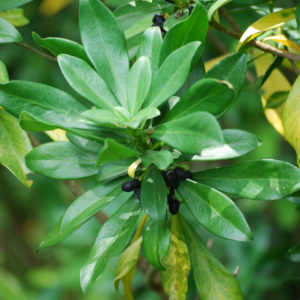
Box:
(15, 42), (57, 62)
(210, 20), (300, 63)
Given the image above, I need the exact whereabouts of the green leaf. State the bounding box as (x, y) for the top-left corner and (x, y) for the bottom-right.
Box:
(286, 243), (300, 262)
(152, 112), (224, 154)
(137, 27), (162, 73)
(58, 54), (119, 110)
(0, 80), (94, 131)
(192, 129), (261, 161)
(205, 51), (248, 96)
(142, 150), (173, 170)
(160, 215), (190, 300)
(143, 218), (170, 270)
(97, 158), (135, 182)
(80, 197), (141, 292)
(0, 0), (32, 11)
(0, 60), (9, 84)
(79, 0), (129, 106)
(144, 42), (200, 108)
(266, 91), (288, 108)
(26, 141), (99, 179)
(82, 108), (122, 126)
(296, 1), (300, 33)
(140, 165), (167, 221)
(178, 180), (252, 241)
(66, 132), (103, 153)
(208, 0), (232, 21)
(0, 109), (32, 187)
(194, 159), (300, 200)
(0, 8), (28, 27)
(127, 56), (151, 114)
(98, 138), (139, 165)
(180, 216), (244, 300)
(0, 16), (21, 43)
(164, 78), (234, 121)
(39, 178), (127, 248)
(125, 107), (160, 128)
(160, 2), (208, 63)
(32, 32), (90, 62)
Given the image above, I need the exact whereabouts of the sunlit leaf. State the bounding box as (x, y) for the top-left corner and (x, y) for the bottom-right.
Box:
(0, 9), (28, 27)
(263, 34), (300, 54)
(0, 60), (9, 84)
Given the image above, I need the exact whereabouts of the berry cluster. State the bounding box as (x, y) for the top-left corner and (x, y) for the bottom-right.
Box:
(152, 13), (166, 35)
(121, 167), (192, 216)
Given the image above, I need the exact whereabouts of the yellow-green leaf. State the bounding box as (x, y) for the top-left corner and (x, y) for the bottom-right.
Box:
(160, 215), (190, 300)
(263, 34), (300, 54)
(45, 129), (68, 142)
(0, 9), (29, 27)
(237, 8), (295, 50)
(283, 76), (300, 167)
(0, 60), (9, 84)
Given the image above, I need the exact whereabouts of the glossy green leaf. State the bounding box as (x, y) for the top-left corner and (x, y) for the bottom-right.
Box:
(137, 27), (162, 73)
(58, 54), (119, 109)
(39, 178), (127, 248)
(79, 0), (129, 106)
(0, 8), (28, 27)
(127, 56), (151, 114)
(0, 60), (8, 84)
(0, 81), (94, 131)
(194, 159), (300, 200)
(66, 132), (103, 153)
(82, 108), (122, 126)
(80, 197), (141, 292)
(160, 215), (190, 300)
(0, 16), (21, 43)
(165, 78), (234, 121)
(152, 112), (224, 154)
(142, 150), (173, 170)
(98, 138), (139, 165)
(178, 180), (252, 241)
(140, 165), (167, 221)
(26, 142), (98, 179)
(144, 42), (200, 108)
(143, 218), (170, 270)
(192, 129), (261, 161)
(208, 0), (232, 21)
(32, 32), (90, 62)
(286, 243), (300, 262)
(205, 51), (248, 96)
(0, 109), (32, 187)
(160, 2), (208, 63)
(0, 0), (31, 11)
(97, 158), (135, 182)
(181, 217), (244, 300)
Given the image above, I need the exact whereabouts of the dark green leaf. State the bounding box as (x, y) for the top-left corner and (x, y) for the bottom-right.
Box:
(142, 150), (173, 170)
(205, 51), (247, 96)
(58, 54), (119, 109)
(152, 112), (224, 154)
(39, 178), (128, 248)
(80, 197), (141, 292)
(0, 16), (21, 43)
(0, 0), (31, 11)
(144, 42), (200, 108)
(26, 142), (98, 179)
(180, 216), (244, 300)
(194, 159), (300, 200)
(165, 78), (234, 121)
(178, 180), (252, 241)
(141, 165), (167, 221)
(79, 0), (129, 106)
(160, 2), (208, 63)
(98, 138), (139, 165)
(32, 32), (90, 62)
(143, 218), (170, 270)
(286, 243), (300, 262)
(192, 129), (261, 161)
(266, 91), (288, 108)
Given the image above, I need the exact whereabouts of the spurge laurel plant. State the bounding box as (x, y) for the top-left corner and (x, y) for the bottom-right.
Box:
(1, 0), (300, 298)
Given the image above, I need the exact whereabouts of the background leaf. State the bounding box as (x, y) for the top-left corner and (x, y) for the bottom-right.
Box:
(0, 9), (29, 27)
(0, 16), (21, 43)
(0, 0), (32, 11)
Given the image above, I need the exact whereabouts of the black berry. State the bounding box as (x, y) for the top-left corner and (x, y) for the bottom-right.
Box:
(121, 179), (140, 192)
(169, 199), (180, 215)
(152, 14), (166, 35)
(174, 167), (193, 180)
(188, 6), (194, 15)
(168, 189), (174, 204)
(163, 170), (179, 189)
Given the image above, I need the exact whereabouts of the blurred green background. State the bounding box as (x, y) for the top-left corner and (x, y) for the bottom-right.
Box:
(1, 0), (300, 299)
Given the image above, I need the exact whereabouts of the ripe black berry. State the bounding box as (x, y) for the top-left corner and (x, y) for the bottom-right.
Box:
(168, 189), (174, 204)
(188, 6), (194, 15)
(121, 179), (140, 192)
(174, 167), (193, 180)
(152, 13), (166, 35)
(163, 170), (179, 189)
(169, 199), (180, 215)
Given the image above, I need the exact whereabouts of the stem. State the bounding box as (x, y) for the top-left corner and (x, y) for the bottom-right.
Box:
(15, 42), (57, 62)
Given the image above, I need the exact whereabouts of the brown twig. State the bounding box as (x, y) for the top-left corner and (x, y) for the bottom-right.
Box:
(15, 42), (57, 62)
(210, 20), (300, 63)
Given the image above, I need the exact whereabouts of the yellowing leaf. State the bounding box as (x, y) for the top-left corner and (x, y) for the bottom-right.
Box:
(45, 129), (68, 142)
(254, 50), (291, 136)
(263, 34), (300, 54)
(237, 8), (296, 50)
(160, 215), (190, 300)
(283, 76), (300, 167)
(0, 9), (29, 27)
(39, 0), (73, 17)
(0, 60), (9, 84)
